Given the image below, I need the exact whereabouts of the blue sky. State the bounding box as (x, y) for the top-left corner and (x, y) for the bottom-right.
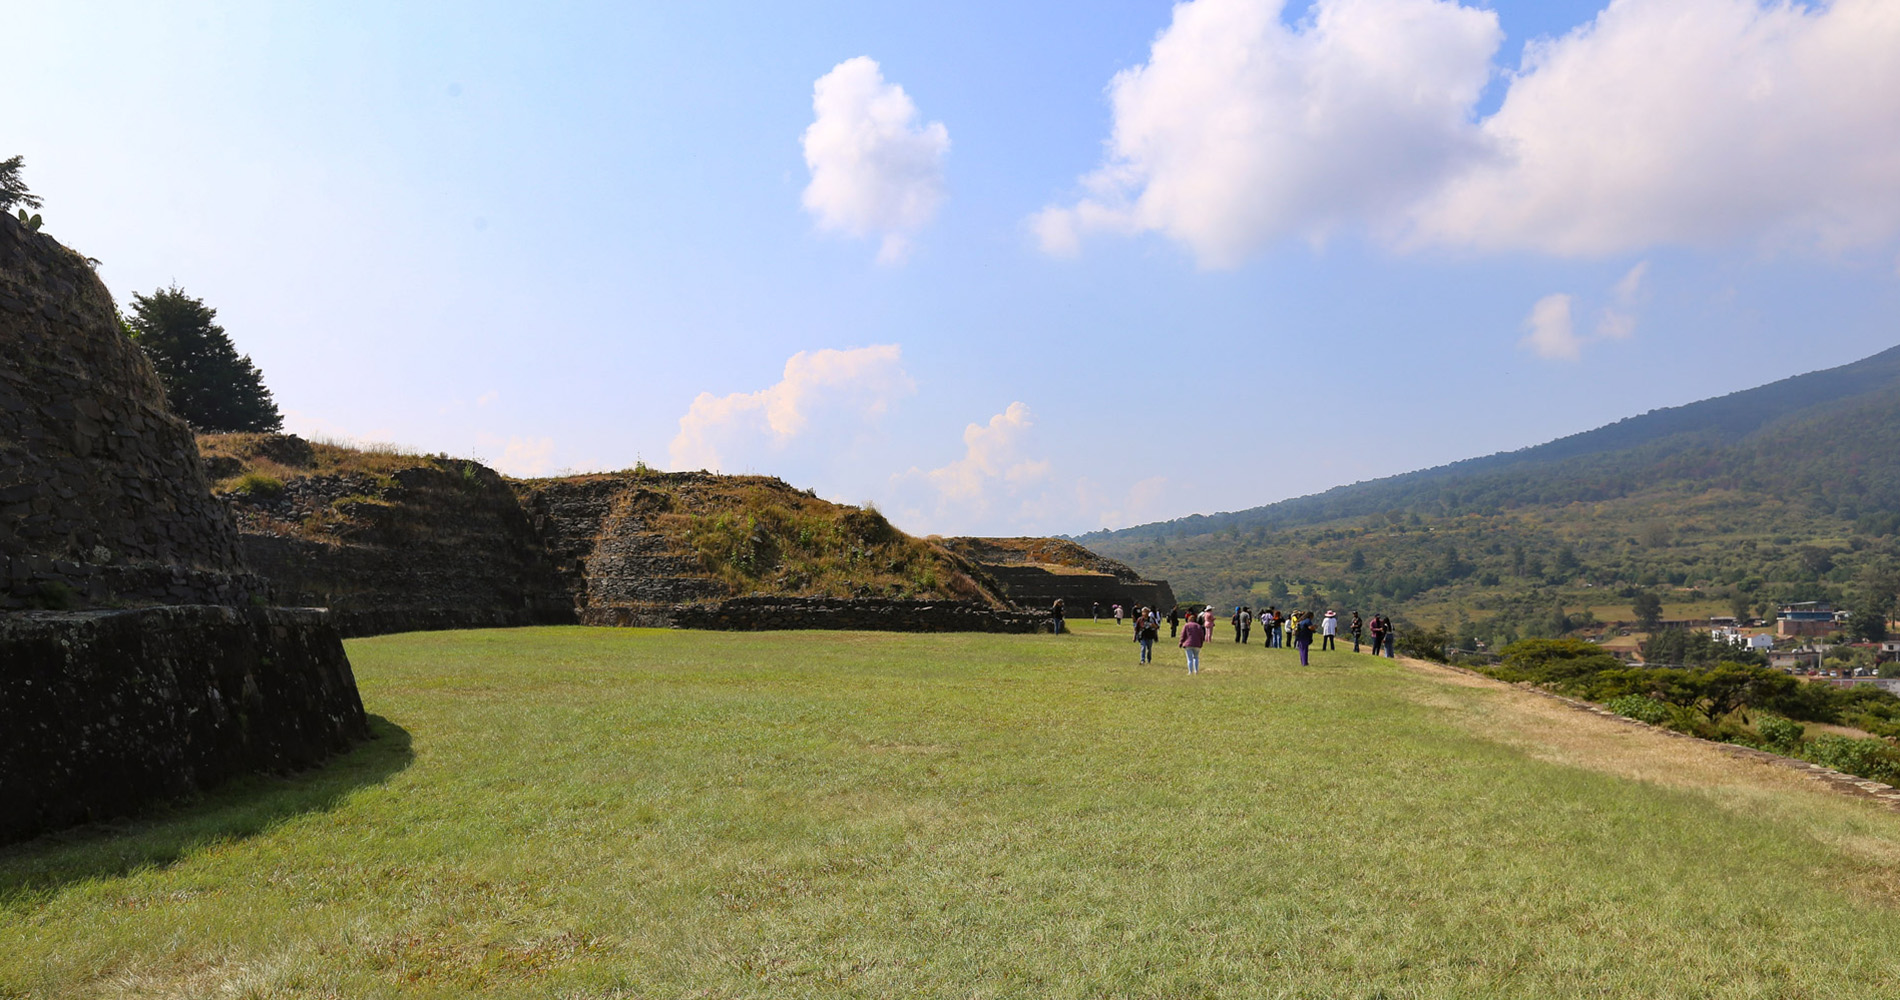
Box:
(8, 0), (1899, 536)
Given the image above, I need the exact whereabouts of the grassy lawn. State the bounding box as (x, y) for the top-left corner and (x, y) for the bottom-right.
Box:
(5, 620), (1900, 998)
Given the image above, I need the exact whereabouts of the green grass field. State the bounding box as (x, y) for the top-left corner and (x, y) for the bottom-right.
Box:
(6, 620), (1900, 998)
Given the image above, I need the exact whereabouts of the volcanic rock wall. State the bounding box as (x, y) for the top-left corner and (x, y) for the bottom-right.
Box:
(0, 212), (367, 843)
(0, 606), (368, 843)
(214, 445), (574, 637)
(937, 536), (1177, 613)
(516, 474), (742, 627)
(0, 214), (261, 610)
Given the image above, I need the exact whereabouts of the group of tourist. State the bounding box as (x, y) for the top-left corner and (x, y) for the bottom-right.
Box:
(1110, 603), (1398, 673)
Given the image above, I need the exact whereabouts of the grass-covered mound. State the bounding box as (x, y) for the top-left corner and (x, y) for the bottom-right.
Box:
(198, 437), (1009, 611)
(548, 469), (1006, 604)
(5, 624), (1900, 997)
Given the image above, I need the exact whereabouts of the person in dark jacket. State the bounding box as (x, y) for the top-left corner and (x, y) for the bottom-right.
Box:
(1294, 614), (1316, 666)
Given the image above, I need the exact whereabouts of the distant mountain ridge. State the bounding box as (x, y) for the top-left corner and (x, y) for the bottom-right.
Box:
(1085, 342), (1900, 544)
(1078, 342), (1900, 645)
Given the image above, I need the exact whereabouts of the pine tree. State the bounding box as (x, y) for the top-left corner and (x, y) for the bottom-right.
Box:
(0, 155), (42, 213)
(2, 155), (44, 230)
(126, 287), (284, 432)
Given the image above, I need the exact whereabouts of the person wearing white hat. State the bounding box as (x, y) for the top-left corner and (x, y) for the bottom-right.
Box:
(1321, 610), (1338, 651)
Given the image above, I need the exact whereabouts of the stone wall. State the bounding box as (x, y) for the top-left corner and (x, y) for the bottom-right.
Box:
(0, 606), (368, 843)
(1, 213), (370, 842)
(220, 454), (575, 637)
(662, 596), (1055, 633)
(936, 536), (1177, 614)
(516, 474), (738, 627)
(979, 564), (1177, 616)
(0, 212), (261, 610)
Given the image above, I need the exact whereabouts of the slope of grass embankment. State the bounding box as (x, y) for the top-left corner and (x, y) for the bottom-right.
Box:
(5, 623), (1900, 997)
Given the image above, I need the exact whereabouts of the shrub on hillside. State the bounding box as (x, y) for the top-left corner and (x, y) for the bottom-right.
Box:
(1485, 639), (1624, 688)
(1396, 625), (1452, 662)
(1803, 735), (1900, 785)
(228, 472), (285, 500)
(1604, 694), (1673, 726)
(1754, 715), (1805, 754)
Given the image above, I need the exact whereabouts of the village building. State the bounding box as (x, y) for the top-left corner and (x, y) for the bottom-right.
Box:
(1776, 601), (1839, 638)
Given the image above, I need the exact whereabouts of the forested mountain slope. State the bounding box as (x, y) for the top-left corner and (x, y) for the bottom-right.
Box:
(1081, 344), (1900, 646)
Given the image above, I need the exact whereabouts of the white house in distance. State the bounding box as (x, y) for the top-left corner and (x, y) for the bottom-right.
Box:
(1713, 626), (1775, 652)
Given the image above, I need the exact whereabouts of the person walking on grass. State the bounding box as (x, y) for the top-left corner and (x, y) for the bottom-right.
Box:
(1266, 607), (1280, 648)
(1368, 614), (1387, 655)
(1138, 609), (1159, 664)
(1383, 618), (1397, 658)
(1294, 613), (1316, 666)
(1168, 607), (1180, 638)
(1232, 606), (1244, 643)
(1240, 605), (1252, 644)
(1321, 610), (1338, 651)
(1349, 611), (1364, 652)
(1053, 598), (1065, 635)
(1179, 611), (1206, 674)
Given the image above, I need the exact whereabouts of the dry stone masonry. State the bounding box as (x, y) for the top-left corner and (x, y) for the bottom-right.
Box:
(0, 212), (368, 843)
(938, 537), (1177, 613)
(0, 213), (262, 610)
(0, 606), (368, 842)
(218, 449), (574, 637)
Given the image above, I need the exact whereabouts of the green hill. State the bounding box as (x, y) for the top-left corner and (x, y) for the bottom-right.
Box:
(1081, 344), (1900, 648)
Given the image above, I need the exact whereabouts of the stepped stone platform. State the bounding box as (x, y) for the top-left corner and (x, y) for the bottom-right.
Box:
(515, 475), (731, 627)
(0, 211), (368, 843)
(937, 537), (1176, 614)
(214, 449), (574, 637)
(0, 606), (368, 843)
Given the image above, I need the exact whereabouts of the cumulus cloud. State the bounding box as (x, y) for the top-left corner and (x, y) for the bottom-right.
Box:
(1594, 261), (1648, 341)
(1520, 293), (1581, 362)
(669, 345), (916, 471)
(476, 433), (558, 477)
(907, 402), (1051, 512)
(887, 404), (1178, 535)
(1417, 0), (1900, 254)
(1523, 261), (1651, 361)
(1033, 0), (1502, 267)
(1040, 0), (1900, 264)
(801, 57), (949, 263)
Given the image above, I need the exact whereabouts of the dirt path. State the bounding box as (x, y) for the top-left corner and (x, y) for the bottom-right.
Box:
(1396, 656), (1900, 814)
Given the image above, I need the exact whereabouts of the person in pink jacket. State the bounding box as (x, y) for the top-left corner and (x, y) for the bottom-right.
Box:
(1179, 615), (1206, 674)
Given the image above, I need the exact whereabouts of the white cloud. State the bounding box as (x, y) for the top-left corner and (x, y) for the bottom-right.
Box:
(908, 402), (1051, 512)
(1041, 0), (1900, 264)
(1417, 0), (1900, 255)
(801, 57), (949, 263)
(1520, 293), (1581, 361)
(1594, 260), (1648, 340)
(1525, 260), (1652, 361)
(669, 345), (915, 471)
(887, 403), (1179, 535)
(1033, 0), (1502, 267)
(476, 433), (557, 477)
